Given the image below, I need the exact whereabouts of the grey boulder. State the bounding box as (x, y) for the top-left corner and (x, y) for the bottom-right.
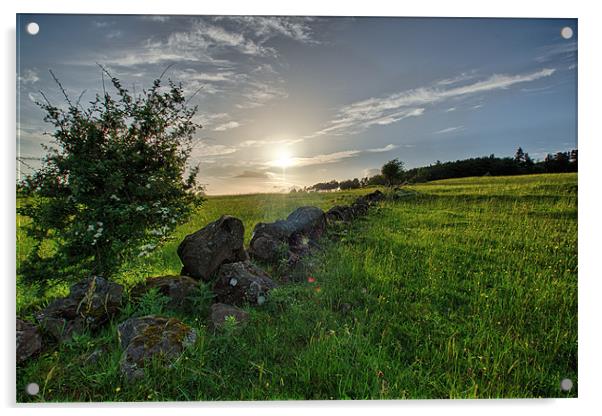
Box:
(213, 261), (277, 306)
(35, 276), (123, 341)
(117, 315), (197, 380)
(177, 215), (248, 281)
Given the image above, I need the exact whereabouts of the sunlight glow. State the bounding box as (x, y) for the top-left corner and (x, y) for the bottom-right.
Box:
(271, 149), (295, 168)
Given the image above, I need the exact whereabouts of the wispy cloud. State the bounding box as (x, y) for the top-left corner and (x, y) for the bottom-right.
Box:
(445, 107), (456, 112)
(535, 41), (577, 63)
(434, 126), (464, 135)
(265, 143), (398, 168)
(238, 138), (302, 148)
(216, 16), (319, 45)
(307, 107), (424, 138)
(213, 121), (241, 132)
(308, 68), (556, 138)
(267, 149), (360, 168)
(106, 30), (123, 40)
(366, 144), (399, 152)
(18, 69), (40, 85)
(234, 170), (273, 179)
(236, 81), (289, 109)
(139, 15), (171, 23)
(190, 140), (237, 157)
(435, 71), (477, 86)
(192, 112), (229, 128)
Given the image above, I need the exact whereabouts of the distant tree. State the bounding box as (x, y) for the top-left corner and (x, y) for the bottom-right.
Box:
(18, 68), (203, 288)
(569, 149), (578, 170)
(381, 158), (404, 186)
(544, 151), (573, 173)
(514, 147), (526, 163)
(339, 178), (361, 190)
(309, 179), (339, 192)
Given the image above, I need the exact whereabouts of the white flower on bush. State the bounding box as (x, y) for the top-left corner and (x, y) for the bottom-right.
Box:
(137, 242), (157, 257)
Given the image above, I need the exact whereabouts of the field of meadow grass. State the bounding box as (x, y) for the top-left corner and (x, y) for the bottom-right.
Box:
(16, 173), (577, 401)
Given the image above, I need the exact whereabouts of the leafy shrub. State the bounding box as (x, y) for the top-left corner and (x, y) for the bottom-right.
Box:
(18, 68), (203, 288)
(132, 288), (171, 317)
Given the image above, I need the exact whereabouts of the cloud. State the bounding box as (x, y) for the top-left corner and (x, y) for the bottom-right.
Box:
(266, 149), (360, 168)
(106, 30), (123, 40)
(234, 170), (271, 179)
(99, 19), (263, 67)
(362, 168), (381, 178)
(236, 81), (289, 109)
(307, 107), (424, 138)
(366, 144), (399, 153)
(192, 112), (229, 127)
(93, 20), (114, 28)
(535, 41), (577, 63)
(190, 140), (237, 157)
(434, 126), (464, 135)
(213, 121), (241, 132)
(140, 16), (171, 23)
(265, 143), (398, 168)
(216, 16), (318, 44)
(436, 71), (477, 86)
(308, 68), (555, 138)
(445, 107), (456, 112)
(238, 138), (302, 148)
(19, 69), (40, 85)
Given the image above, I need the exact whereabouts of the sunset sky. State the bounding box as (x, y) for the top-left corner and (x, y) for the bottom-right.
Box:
(17, 15), (577, 194)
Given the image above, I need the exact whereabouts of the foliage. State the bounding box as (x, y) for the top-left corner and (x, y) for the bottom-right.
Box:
(308, 179), (340, 192)
(381, 158), (405, 186)
(17, 68), (203, 288)
(339, 178), (361, 190)
(131, 288), (170, 317)
(306, 147), (577, 190)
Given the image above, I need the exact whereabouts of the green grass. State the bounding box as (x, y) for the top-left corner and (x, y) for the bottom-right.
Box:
(16, 173), (577, 401)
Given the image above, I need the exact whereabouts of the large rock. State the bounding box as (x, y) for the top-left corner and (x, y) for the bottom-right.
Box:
(177, 215), (248, 281)
(210, 303), (249, 329)
(249, 206), (326, 262)
(213, 261), (277, 306)
(16, 318), (43, 364)
(351, 197), (370, 216)
(36, 276), (123, 341)
(326, 205), (355, 223)
(285, 206), (327, 240)
(117, 315), (197, 380)
(364, 190), (385, 204)
(131, 275), (198, 312)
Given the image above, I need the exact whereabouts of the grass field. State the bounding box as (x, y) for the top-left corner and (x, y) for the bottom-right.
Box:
(16, 173), (578, 401)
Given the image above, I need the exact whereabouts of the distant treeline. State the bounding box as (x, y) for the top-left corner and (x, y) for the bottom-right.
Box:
(299, 148), (577, 192)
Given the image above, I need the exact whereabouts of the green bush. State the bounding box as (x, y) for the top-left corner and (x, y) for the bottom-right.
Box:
(18, 68), (203, 288)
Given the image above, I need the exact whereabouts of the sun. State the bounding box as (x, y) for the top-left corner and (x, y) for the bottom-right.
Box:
(273, 149), (294, 168)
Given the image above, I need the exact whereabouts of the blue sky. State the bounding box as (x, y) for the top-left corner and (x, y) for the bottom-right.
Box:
(17, 15), (577, 194)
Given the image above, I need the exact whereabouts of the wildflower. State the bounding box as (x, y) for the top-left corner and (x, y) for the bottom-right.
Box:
(115, 387), (121, 393)
(314, 286), (322, 293)
(376, 370), (384, 378)
(307, 276), (316, 283)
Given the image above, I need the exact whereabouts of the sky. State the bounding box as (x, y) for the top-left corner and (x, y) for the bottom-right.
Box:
(16, 15), (577, 195)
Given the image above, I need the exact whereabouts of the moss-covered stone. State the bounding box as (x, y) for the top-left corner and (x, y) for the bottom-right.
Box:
(117, 315), (197, 380)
